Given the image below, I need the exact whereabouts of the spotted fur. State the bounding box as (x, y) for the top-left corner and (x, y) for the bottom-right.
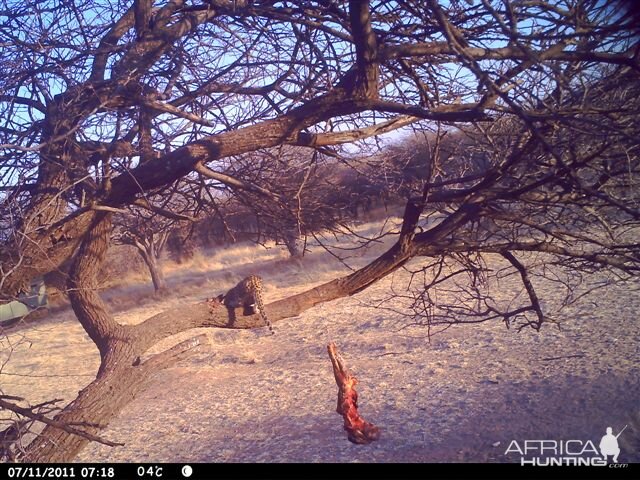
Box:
(218, 275), (274, 335)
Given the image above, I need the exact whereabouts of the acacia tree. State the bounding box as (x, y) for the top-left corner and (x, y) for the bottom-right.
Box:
(0, 0), (639, 462)
(202, 146), (361, 258)
(113, 189), (198, 292)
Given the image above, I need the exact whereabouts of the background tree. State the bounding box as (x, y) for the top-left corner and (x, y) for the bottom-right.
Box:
(209, 147), (358, 258)
(113, 193), (197, 293)
(0, 0), (638, 462)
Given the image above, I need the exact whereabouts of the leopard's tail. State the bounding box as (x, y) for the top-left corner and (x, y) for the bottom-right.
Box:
(254, 290), (275, 335)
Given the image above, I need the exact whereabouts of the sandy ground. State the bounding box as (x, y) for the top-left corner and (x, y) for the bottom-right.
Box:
(1, 220), (639, 463)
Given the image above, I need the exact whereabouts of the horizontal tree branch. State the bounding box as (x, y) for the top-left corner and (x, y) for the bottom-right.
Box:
(363, 99), (490, 121)
(0, 95), (46, 113)
(132, 196), (480, 350)
(382, 42), (638, 67)
(296, 115), (420, 146)
(415, 239), (640, 273)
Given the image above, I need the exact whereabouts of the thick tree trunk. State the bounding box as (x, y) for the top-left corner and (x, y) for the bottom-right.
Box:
(23, 213), (142, 461)
(12, 2), (421, 461)
(66, 213), (122, 358)
(23, 351), (145, 462)
(21, 230), (415, 462)
(20, 192), (479, 463)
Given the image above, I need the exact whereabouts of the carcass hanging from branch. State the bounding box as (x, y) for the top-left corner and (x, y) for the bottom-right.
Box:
(327, 342), (380, 445)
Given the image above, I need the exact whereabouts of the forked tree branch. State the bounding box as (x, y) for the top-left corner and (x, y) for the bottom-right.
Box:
(0, 398), (124, 448)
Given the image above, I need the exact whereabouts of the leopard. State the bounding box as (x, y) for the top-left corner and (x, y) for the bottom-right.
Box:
(217, 275), (274, 335)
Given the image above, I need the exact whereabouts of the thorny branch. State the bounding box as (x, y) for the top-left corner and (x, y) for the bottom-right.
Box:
(0, 0), (638, 462)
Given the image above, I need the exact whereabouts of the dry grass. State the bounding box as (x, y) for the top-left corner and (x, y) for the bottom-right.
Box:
(3, 214), (638, 463)
(92, 216), (404, 314)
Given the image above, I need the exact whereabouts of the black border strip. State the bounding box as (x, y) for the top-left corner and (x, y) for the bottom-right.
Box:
(1, 463), (637, 480)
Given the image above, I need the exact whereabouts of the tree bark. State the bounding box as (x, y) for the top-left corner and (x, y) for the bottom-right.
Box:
(24, 213), (141, 461)
(23, 353), (145, 462)
(7, 1), (485, 463)
(66, 213), (123, 360)
(19, 159), (487, 462)
(21, 208), (419, 462)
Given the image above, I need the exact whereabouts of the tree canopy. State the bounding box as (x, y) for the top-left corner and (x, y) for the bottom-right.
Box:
(0, 0), (639, 462)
